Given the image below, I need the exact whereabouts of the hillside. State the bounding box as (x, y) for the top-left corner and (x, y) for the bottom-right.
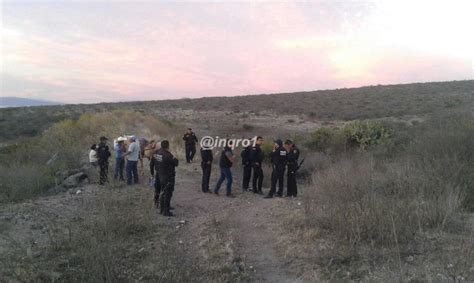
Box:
(0, 97), (63, 108)
(0, 80), (472, 142)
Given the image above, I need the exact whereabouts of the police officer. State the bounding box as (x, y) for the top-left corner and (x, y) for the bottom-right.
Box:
(241, 139), (252, 192)
(155, 140), (179, 216)
(250, 136), (264, 194)
(149, 150), (161, 208)
(285, 139), (300, 197)
(182, 128), (198, 163)
(97, 136), (111, 185)
(200, 144), (213, 193)
(265, 139), (287, 198)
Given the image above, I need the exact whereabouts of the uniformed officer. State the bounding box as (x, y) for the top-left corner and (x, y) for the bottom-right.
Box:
(97, 136), (111, 185)
(285, 139), (300, 197)
(182, 128), (198, 163)
(265, 139), (287, 198)
(149, 149), (161, 208)
(154, 140), (179, 216)
(241, 139), (252, 192)
(249, 136), (264, 194)
(200, 144), (213, 193)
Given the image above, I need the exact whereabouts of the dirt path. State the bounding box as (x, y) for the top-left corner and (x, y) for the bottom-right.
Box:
(173, 163), (303, 282)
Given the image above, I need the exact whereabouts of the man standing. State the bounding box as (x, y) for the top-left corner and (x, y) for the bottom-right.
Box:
(250, 136), (264, 194)
(213, 141), (235, 197)
(149, 149), (161, 208)
(97, 136), (111, 185)
(240, 140), (252, 192)
(200, 145), (213, 193)
(124, 135), (140, 185)
(183, 128), (198, 163)
(114, 137), (126, 181)
(265, 139), (287, 198)
(155, 140), (179, 216)
(285, 140), (300, 197)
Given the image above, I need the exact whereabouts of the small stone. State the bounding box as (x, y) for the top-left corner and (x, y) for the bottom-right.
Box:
(297, 202), (302, 206)
(179, 220), (186, 224)
(76, 190), (82, 195)
(406, 255), (414, 262)
(179, 240), (183, 244)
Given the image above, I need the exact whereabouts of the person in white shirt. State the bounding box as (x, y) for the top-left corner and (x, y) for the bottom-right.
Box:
(123, 135), (140, 185)
(89, 144), (98, 167)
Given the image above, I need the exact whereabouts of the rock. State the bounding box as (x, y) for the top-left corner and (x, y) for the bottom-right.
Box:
(75, 190), (82, 195)
(179, 220), (186, 224)
(62, 172), (88, 188)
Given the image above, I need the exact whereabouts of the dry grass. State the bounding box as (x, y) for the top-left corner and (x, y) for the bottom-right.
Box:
(0, 184), (189, 282)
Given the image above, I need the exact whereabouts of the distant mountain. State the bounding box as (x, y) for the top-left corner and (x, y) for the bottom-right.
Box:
(0, 97), (63, 108)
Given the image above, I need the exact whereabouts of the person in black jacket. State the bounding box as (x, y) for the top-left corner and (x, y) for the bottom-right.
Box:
(285, 139), (300, 197)
(97, 136), (111, 185)
(149, 151), (161, 208)
(154, 140), (179, 216)
(200, 145), (213, 193)
(182, 128), (198, 163)
(250, 136), (264, 194)
(241, 139), (252, 192)
(265, 139), (287, 198)
(213, 141), (235, 197)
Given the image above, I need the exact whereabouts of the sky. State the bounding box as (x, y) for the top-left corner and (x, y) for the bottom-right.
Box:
(1, 0), (473, 104)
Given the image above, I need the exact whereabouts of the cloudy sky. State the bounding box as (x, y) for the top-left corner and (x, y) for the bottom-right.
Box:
(1, 0), (473, 104)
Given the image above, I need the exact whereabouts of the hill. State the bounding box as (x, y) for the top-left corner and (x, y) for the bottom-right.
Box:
(0, 97), (63, 108)
(0, 80), (472, 141)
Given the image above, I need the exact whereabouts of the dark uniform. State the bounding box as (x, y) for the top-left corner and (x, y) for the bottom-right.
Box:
(149, 153), (161, 208)
(241, 145), (252, 191)
(267, 141), (287, 197)
(249, 143), (264, 194)
(286, 145), (300, 197)
(183, 131), (198, 163)
(200, 147), (213, 192)
(154, 148), (179, 216)
(97, 141), (111, 185)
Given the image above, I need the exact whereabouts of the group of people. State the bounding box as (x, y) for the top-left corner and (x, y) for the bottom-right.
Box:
(88, 128), (301, 217)
(199, 135), (301, 199)
(89, 135), (141, 186)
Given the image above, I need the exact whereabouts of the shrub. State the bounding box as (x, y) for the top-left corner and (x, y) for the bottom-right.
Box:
(306, 121), (390, 153)
(242, 123), (254, 130)
(345, 120), (391, 150)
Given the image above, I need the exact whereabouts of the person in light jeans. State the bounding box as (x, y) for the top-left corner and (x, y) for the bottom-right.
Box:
(123, 135), (140, 185)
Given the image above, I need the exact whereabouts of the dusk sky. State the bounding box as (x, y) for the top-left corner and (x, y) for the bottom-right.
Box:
(1, 0), (473, 104)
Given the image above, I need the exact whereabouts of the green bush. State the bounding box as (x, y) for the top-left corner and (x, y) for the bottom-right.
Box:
(346, 120), (391, 150)
(260, 142), (274, 161)
(306, 121), (391, 153)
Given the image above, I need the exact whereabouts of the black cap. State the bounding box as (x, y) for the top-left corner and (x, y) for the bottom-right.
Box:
(284, 139), (293, 145)
(274, 139), (283, 146)
(100, 136), (108, 141)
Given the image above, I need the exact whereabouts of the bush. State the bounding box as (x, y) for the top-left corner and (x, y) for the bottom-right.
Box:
(305, 121), (391, 153)
(346, 120), (391, 150)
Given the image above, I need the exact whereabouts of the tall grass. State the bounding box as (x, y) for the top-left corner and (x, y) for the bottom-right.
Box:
(305, 112), (474, 246)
